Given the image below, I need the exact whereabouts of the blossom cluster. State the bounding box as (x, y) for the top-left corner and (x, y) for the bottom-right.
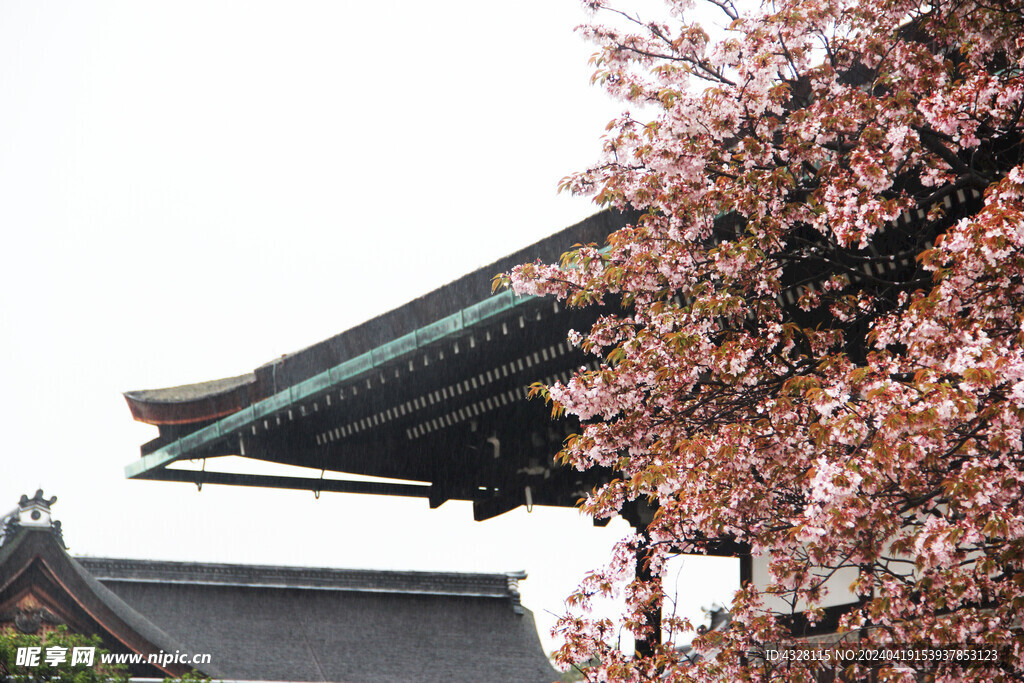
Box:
(506, 0), (1024, 678)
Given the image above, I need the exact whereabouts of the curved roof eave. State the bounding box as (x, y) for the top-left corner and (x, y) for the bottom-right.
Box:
(123, 209), (636, 430)
(124, 373), (256, 426)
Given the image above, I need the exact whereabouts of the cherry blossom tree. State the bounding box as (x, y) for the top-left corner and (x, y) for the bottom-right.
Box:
(501, 0), (1024, 678)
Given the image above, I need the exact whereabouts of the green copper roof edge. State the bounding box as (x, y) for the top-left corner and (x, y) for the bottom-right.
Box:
(125, 289), (533, 479)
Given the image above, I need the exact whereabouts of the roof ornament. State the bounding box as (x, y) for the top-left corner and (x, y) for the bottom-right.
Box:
(196, 458), (206, 492)
(0, 490), (65, 548)
(0, 508), (16, 548)
(504, 572), (526, 615)
(0, 605), (62, 634)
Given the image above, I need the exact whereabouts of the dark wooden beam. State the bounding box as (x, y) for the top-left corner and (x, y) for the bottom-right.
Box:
(138, 468), (431, 498)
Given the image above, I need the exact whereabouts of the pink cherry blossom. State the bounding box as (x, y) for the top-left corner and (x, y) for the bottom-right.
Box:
(499, 0), (1024, 678)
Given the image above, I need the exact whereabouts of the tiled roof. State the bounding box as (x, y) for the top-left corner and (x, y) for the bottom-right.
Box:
(3, 494), (557, 682)
(124, 208), (636, 427)
(78, 557), (558, 683)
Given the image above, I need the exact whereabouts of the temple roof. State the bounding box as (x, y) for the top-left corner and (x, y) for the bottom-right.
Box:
(123, 209), (638, 519)
(79, 558), (556, 683)
(1, 493), (559, 682)
(125, 209), (634, 429)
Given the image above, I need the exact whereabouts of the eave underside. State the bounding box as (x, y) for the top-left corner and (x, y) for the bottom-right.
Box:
(129, 294), (612, 520)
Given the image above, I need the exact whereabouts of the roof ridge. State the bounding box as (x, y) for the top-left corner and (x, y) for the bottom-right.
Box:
(75, 557), (526, 602)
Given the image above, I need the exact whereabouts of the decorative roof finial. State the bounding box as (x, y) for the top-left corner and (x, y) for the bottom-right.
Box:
(18, 489), (58, 525)
(19, 489), (58, 511)
(0, 490), (65, 548)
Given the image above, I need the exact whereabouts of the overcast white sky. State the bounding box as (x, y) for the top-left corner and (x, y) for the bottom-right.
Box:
(0, 0), (736, 656)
